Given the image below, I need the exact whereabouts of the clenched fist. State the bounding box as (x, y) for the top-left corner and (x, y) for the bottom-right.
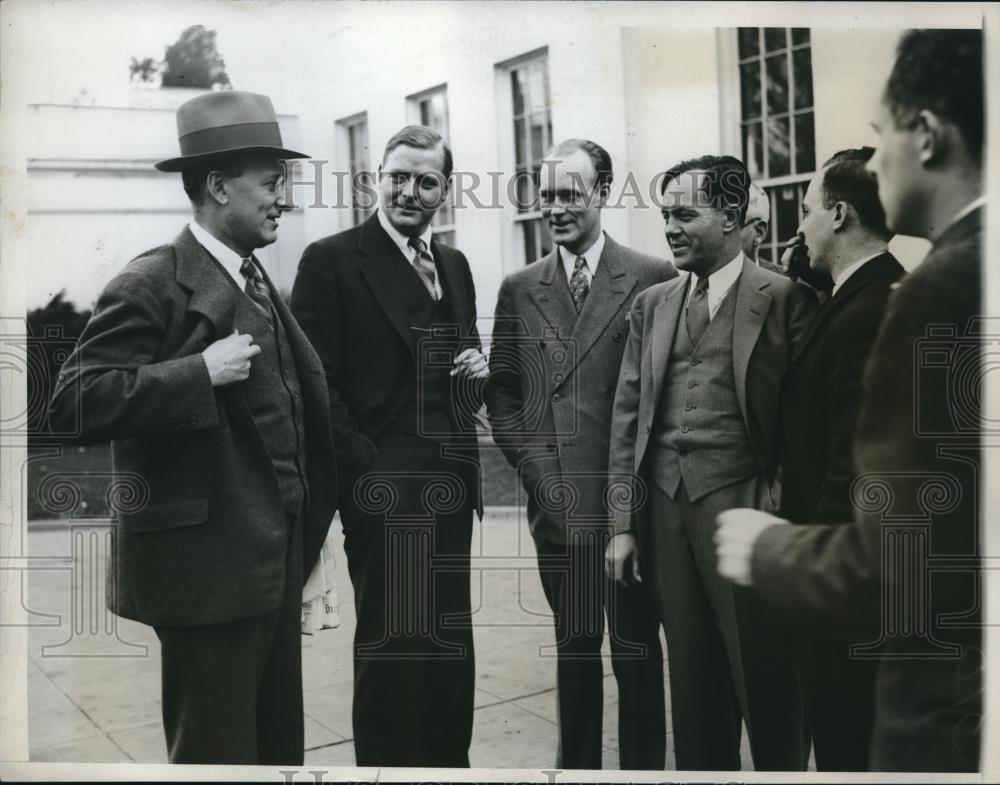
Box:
(202, 329), (261, 387)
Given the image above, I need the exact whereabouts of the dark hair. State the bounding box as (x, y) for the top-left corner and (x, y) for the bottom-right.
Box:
(546, 138), (614, 192)
(821, 147), (891, 239)
(181, 154), (247, 204)
(884, 29), (983, 164)
(382, 124), (453, 179)
(661, 155), (751, 224)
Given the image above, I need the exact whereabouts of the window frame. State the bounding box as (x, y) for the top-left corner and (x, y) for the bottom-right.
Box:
(335, 111), (374, 229)
(405, 84), (456, 247)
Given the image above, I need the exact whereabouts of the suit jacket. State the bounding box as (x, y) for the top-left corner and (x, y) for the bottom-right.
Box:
(486, 234), (676, 544)
(750, 209), (983, 771)
(47, 226), (338, 628)
(609, 257), (818, 535)
(780, 252), (905, 523)
(290, 213), (484, 515)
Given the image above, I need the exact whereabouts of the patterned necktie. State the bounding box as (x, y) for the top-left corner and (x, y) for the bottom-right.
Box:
(569, 255), (590, 312)
(407, 237), (439, 301)
(686, 275), (710, 345)
(240, 257), (272, 320)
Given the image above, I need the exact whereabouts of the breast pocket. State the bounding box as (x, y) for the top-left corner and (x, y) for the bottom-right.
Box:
(119, 499), (209, 534)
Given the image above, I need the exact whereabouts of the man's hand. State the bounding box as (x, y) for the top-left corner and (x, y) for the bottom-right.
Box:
(714, 507), (789, 586)
(451, 347), (489, 381)
(202, 329), (261, 387)
(605, 532), (641, 583)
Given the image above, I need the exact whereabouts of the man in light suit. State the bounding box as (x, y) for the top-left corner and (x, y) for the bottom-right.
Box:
(607, 155), (817, 770)
(290, 125), (487, 768)
(778, 146), (904, 770)
(716, 28), (984, 773)
(48, 91), (338, 765)
(487, 139), (674, 770)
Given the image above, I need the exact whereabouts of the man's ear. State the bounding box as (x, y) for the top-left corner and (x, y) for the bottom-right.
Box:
(205, 170), (229, 206)
(722, 207), (742, 233)
(831, 201), (848, 231)
(754, 220), (769, 243)
(916, 109), (949, 166)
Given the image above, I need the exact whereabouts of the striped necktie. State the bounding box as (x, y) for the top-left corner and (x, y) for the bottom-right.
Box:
(407, 236), (440, 301)
(240, 257), (273, 320)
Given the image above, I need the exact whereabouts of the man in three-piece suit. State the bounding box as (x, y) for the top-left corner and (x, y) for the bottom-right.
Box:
(778, 146), (904, 770)
(290, 126), (487, 768)
(716, 29), (984, 773)
(607, 155), (818, 770)
(487, 139), (674, 770)
(48, 91), (338, 765)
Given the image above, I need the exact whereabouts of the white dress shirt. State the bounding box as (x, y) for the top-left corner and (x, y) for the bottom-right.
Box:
(188, 220), (250, 289)
(686, 250), (744, 321)
(377, 209), (442, 299)
(831, 251), (884, 298)
(945, 195), (987, 232)
(558, 231), (606, 288)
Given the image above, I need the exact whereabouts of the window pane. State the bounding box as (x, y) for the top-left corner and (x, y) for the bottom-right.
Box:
(742, 122), (764, 179)
(766, 53), (789, 115)
(794, 112), (816, 174)
(511, 70), (525, 116)
(523, 220), (538, 264)
(764, 28), (787, 52)
(791, 28), (810, 46)
(515, 168), (537, 212)
(530, 112), (547, 162)
(792, 48), (813, 109)
(738, 28), (760, 59)
(767, 115), (791, 177)
(740, 62), (762, 120)
(770, 182), (801, 245)
(514, 118), (526, 166)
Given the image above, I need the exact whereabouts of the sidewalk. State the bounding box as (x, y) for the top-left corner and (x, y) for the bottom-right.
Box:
(26, 508), (753, 770)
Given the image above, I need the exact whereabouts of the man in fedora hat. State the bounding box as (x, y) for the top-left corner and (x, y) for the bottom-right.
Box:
(49, 90), (338, 765)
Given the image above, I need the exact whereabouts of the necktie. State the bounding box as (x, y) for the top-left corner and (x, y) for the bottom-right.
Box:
(686, 276), (710, 345)
(407, 237), (439, 301)
(240, 257), (273, 320)
(569, 256), (590, 313)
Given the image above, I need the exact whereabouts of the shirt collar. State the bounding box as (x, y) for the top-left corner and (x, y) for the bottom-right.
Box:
(377, 208), (434, 260)
(188, 220), (246, 286)
(692, 250), (743, 296)
(945, 196), (987, 233)
(831, 251), (884, 298)
(558, 231), (606, 275)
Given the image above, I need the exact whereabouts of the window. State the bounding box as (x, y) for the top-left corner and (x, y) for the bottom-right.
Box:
(407, 85), (455, 247)
(737, 27), (815, 263)
(337, 112), (373, 227)
(502, 53), (554, 265)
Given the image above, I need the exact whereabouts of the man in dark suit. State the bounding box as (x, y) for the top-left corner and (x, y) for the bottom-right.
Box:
(487, 139), (674, 770)
(290, 125), (486, 768)
(47, 91), (338, 765)
(716, 29), (984, 772)
(779, 146), (904, 770)
(607, 155), (818, 771)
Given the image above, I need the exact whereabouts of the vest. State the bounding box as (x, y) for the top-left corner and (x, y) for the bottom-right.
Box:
(646, 280), (759, 501)
(391, 259), (460, 441)
(233, 284), (308, 517)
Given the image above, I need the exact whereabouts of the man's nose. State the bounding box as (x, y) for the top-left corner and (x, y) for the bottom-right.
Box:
(401, 176), (419, 200)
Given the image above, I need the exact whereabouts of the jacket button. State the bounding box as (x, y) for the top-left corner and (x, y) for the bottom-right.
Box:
(613, 333), (621, 341)
(684, 403), (695, 411)
(688, 382), (696, 389)
(554, 373), (563, 383)
(681, 426), (690, 433)
(552, 393), (561, 402)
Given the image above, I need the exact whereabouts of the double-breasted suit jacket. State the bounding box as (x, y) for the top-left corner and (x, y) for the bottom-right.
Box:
(488, 234), (675, 543)
(609, 257), (818, 534)
(47, 226), (339, 628)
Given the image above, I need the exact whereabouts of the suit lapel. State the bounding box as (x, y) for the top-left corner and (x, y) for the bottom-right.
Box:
(173, 226), (239, 335)
(732, 260), (772, 424)
(527, 250), (578, 345)
(568, 235), (637, 367)
(650, 275), (688, 408)
(433, 240), (474, 336)
(357, 214), (419, 360)
(791, 252), (901, 361)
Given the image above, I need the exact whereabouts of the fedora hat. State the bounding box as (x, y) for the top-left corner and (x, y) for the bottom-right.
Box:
(155, 90), (309, 172)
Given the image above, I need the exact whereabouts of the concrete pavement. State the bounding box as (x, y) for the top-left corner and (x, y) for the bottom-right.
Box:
(26, 508), (762, 770)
